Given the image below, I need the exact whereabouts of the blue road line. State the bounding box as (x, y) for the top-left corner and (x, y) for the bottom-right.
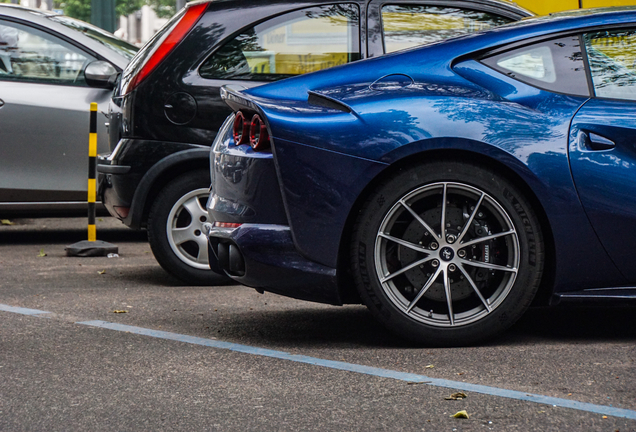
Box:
(0, 304), (51, 316)
(1, 303), (635, 420)
(76, 320), (636, 421)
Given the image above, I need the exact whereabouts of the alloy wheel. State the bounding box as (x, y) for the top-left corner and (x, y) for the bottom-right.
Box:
(166, 187), (211, 270)
(374, 182), (520, 327)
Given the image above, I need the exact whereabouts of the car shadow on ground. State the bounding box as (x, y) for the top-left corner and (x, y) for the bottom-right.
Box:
(503, 304), (636, 343)
(168, 303), (636, 349)
(0, 218), (147, 244)
(209, 307), (405, 349)
(0, 228), (147, 244)
(195, 306), (636, 348)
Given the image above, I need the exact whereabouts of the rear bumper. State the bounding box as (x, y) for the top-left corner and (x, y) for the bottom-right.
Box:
(97, 155), (134, 223)
(207, 224), (342, 305)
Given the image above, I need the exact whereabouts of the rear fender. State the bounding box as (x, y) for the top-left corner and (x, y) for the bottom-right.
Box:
(125, 148), (210, 229)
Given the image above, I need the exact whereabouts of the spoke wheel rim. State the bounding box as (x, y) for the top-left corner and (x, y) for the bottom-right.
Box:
(166, 188), (211, 270)
(374, 182), (520, 328)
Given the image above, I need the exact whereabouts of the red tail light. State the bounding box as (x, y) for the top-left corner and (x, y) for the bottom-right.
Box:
(249, 114), (270, 151)
(232, 112), (249, 145)
(124, 3), (207, 94)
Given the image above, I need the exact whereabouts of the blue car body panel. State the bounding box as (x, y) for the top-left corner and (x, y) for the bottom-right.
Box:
(208, 9), (636, 304)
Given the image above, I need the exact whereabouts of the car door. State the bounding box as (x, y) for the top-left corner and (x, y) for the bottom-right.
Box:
(0, 18), (110, 204)
(366, 0), (528, 58)
(569, 27), (636, 281)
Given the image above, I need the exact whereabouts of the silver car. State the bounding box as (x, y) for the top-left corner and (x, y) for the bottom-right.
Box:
(0, 5), (137, 216)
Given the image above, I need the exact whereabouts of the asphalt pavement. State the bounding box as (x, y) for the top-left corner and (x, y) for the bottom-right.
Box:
(1, 217), (635, 431)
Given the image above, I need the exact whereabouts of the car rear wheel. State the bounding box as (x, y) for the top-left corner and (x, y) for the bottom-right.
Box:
(148, 171), (229, 285)
(351, 161), (544, 346)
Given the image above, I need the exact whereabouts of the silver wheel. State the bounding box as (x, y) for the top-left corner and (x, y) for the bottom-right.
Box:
(374, 182), (520, 328)
(166, 187), (211, 270)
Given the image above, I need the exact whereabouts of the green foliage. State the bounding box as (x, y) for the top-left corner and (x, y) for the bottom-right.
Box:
(55, 0), (179, 20)
(117, 0), (144, 17)
(147, 0), (176, 18)
(56, 0), (91, 21)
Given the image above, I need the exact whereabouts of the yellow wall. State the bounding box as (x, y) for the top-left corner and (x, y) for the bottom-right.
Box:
(514, 0), (636, 16)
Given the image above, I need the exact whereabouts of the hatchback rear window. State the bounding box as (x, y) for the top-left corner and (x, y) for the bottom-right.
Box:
(200, 4), (360, 81)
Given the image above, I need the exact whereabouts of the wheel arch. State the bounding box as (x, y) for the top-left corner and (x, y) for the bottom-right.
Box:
(336, 148), (556, 306)
(126, 148), (211, 229)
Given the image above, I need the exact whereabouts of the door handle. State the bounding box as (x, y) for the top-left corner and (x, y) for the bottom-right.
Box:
(585, 132), (615, 151)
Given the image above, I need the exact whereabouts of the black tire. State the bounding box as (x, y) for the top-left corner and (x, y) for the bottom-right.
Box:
(147, 171), (230, 285)
(351, 161), (544, 346)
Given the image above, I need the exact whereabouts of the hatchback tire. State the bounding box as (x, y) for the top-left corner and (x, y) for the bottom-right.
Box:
(147, 171), (229, 285)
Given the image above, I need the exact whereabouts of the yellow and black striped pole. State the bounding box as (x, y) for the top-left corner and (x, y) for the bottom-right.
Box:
(65, 102), (118, 257)
(88, 102), (98, 242)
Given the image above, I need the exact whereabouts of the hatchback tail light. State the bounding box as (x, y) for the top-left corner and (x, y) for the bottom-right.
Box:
(249, 114), (270, 151)
(123, 3), (207, 94)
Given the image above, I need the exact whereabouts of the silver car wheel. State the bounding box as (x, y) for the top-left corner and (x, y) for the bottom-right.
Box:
(374, 181), (520, 328)
(166, 187), (211, 270)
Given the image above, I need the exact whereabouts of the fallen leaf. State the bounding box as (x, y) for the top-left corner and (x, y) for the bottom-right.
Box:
(38, 249), (47, 257)
(451, 410), (469, 419)
(112, 310), (128, 313)
(98, 270), (106, 275)
(602, 416), (608, 419)
(1, 219), (15, 225)
(445, 392), (468, 400)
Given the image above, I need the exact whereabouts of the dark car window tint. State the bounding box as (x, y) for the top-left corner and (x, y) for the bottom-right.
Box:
(481, 36), (589, 97)
(0, 20), (95, 86)
(200, 4), (360, 81)
(381, 5), (513, 53)
(584, 29), (636, 101)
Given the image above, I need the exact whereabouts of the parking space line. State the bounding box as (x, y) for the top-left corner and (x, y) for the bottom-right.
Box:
(0, 304), (51, 316)
(2, 304), (634, 420)
(76, 319), (636, 420)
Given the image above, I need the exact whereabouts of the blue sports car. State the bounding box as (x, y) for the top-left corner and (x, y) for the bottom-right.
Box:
(207, 7), (636, 345)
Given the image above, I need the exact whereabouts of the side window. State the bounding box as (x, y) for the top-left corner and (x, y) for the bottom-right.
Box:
(381, 5), (513, 53)
(199, 4), (360, 81)
(0, 20), (95, 85)
(584, 29), (636, 101)
(481, 36), (589, 97)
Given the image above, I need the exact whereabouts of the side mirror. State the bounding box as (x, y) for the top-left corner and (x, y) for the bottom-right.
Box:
(85, 60), (118, 89)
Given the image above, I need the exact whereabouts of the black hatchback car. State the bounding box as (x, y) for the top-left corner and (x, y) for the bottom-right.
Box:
(98, 0), (531, 285)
